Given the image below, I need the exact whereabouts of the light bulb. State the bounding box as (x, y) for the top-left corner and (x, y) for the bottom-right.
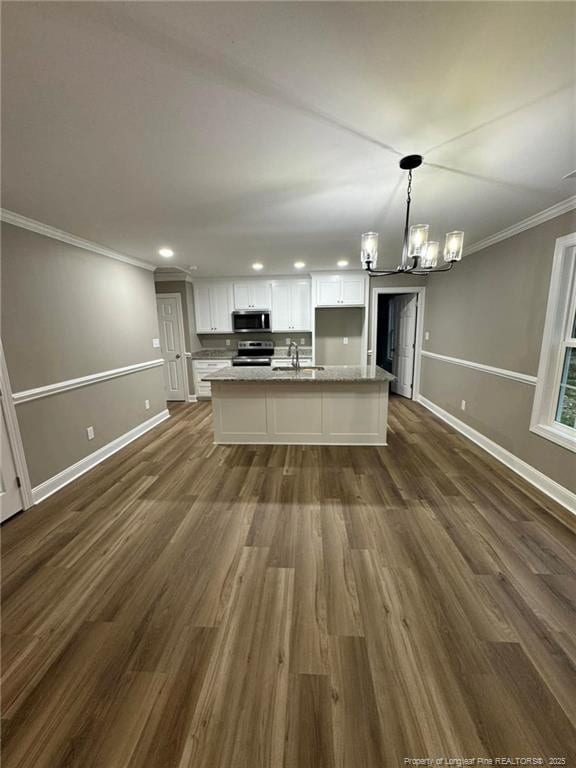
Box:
(360, 232), (378, 269)
(443, 231), (464, 262)
(420, 241), (439, 269)
(408, 225), (429, 259)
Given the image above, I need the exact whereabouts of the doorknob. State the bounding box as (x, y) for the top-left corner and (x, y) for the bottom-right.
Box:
(175, 354), (181, 359)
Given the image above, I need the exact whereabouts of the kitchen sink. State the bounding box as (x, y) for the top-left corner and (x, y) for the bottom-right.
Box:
(272, 365), (325, 371)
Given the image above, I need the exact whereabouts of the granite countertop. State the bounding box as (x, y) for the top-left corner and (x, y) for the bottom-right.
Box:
(191, 347), (313, 360)
(202, 365), (394, 384)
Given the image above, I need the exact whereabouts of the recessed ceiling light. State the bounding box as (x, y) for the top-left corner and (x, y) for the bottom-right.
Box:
(252, 262), (264, 271)
(337, 259), (349, 267)
(158, 247), (174, 258)
(294, 261), (306, 269)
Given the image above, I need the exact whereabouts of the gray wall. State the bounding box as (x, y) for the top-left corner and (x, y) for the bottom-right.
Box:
(315, 307), (363, 365)
(1, 223), (166, 487)
(419, 210), (576, 494)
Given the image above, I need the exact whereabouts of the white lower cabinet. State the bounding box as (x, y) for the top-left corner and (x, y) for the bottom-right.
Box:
(193, 359), (231, 399)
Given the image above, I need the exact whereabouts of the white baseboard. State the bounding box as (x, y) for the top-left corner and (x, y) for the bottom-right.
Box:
(31, 409), (170, 504)
(417, 395), (576, 517)
(188, 395), (198, 403)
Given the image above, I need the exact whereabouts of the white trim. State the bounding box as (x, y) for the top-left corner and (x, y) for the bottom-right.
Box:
(13, 359), (165, 404)
(31, 409), (170, 505)
(421, 350), (537, 386)
(530, 232), (576, 453)
(418, 396), (576, 517)
(0, 341), (34, 508)
(465, 196), (576, 257)
(369, 286), (426, 400)
(0, 209), (156, 272)
(188, 395), (198, 403)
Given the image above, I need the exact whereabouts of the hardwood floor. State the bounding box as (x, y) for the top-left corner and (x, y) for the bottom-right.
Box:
(2, 397), (575, 767)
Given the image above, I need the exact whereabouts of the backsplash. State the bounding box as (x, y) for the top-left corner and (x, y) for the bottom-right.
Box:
(197, 332), (312, 351)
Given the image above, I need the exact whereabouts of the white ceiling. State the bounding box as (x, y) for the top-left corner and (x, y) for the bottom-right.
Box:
(2, 2), (575, 276)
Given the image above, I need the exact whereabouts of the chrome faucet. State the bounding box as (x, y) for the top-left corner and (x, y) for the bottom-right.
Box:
(288, 341), (300, 371)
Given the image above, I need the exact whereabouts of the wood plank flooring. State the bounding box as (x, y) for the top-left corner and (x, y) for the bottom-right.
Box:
(2, 397), (575, 767)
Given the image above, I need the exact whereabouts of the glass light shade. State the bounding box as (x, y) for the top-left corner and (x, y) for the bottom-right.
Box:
(361, 232), (379, 268)
(444, 231), (464, 262)
(420, 241), (439, 269)
(408, 224), (429, 260)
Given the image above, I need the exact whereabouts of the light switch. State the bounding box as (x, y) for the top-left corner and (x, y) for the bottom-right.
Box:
(424, 331), (430, 341)
(145, 399), (150, 410)
(152, 338), (161, 348)
(343, 337), (349, 345)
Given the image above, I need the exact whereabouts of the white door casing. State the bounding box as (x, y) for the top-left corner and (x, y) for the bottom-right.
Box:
(392, 294), (418, 398)
(156, 294), (188, 401)
(0, 391), (24, 522)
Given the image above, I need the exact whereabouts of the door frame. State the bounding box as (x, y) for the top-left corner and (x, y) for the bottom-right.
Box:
(156, 292), (190, 402)
(370, 286), (426, 401)
(0, 340), (33, 511)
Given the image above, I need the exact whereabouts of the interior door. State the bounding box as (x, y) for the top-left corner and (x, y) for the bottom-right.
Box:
(1, 393), (23, 522)
(391, 294), (418, 398)
(156, 296), (186, 401)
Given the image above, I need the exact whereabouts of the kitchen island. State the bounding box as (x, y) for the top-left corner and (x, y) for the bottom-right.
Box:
(202, 365), (394, 445)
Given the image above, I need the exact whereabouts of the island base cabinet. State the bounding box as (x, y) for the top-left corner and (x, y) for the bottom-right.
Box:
(210, 382), (388, 445)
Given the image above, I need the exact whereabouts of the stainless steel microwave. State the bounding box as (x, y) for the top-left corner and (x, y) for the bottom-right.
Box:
(232, 310), (271, 333)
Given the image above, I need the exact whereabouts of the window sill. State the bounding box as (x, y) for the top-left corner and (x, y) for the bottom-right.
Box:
(530, 422), (576, 453)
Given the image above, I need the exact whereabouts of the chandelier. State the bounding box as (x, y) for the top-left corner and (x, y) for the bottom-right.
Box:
(360, 154), (464, 276)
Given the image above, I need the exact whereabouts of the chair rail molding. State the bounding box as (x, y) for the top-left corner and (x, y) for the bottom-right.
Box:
(13, 359), (165, 404)
(464, 195), (576, 257)
(0, 209), (156, 272)
(420, 350), (537, 385)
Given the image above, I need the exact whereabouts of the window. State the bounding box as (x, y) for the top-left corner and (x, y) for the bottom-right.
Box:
(531, 233), (576, 452)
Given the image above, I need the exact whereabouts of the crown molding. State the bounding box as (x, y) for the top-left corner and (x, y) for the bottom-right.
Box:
(154, 269), (194, 283)
(0, 209), (156, 272)
(465, 195), (576, 257)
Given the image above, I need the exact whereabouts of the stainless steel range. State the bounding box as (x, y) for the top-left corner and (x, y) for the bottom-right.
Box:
(232, 341), (275, 367)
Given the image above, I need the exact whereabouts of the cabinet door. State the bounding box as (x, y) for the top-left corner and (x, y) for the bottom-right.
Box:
(194, 285), (213, 332)
(341, 276), (365, 306)
(271, 282), (292, 330)
(291, 280), (311, 330)
(233, 283), (251, 310)
(211, 284), (232, 332)
(250, 281), (272, 309)
(316, 277), (342, 307)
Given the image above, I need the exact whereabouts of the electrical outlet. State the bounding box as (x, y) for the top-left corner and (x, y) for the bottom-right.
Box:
(86, 426), (95, 440)
(145, 399), (150, 410)
(225, 339), (231, 346)
(425, 331), (430, 341)
(343, 337), (349, 345)
(461, 400), (466, 411)
(300, 338), (305, 345)
(285, 337), (290, 344)
(152, 338), (161, 348)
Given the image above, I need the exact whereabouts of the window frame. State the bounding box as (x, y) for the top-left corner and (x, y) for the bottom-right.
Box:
(530, 232), (576, 452)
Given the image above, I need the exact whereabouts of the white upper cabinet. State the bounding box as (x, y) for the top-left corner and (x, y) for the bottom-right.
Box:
(233, 281), (272, 310)
(315, 274), (367, 307)
(271, 280), (311, 331)
(194, 283), (233, 333)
